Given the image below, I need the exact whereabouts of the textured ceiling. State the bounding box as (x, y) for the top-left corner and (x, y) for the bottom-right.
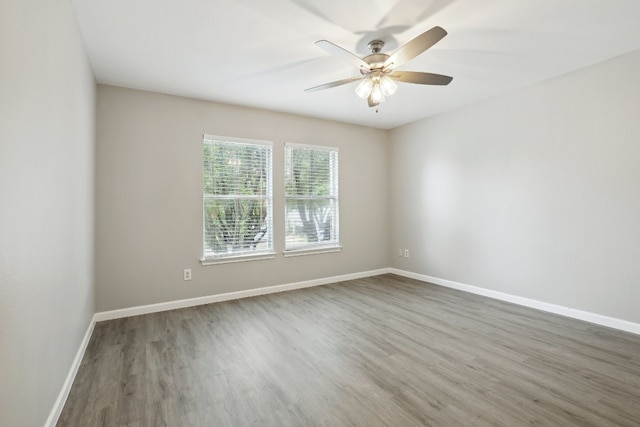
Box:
(72, 0), (640, 129)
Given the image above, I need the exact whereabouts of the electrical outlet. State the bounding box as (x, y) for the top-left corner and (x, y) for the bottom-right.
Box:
(403, 249), (410, 258)
(183, 269), (192, 281)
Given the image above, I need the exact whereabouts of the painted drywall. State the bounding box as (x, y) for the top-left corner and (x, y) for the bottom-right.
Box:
(95, 85), (389, 311)
(0, 0), (96, 426)
(389, 48), (640, 324)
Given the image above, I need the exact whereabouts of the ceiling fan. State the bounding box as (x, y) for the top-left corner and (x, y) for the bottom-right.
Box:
(305, 26), (453, 110)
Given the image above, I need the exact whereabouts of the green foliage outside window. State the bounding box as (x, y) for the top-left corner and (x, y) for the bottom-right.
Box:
(203, 140), (271, 256)
(285, 146), (338, 248)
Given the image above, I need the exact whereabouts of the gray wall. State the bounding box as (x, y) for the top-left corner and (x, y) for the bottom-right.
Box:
(389, 49), (640, 324)
(0, 0), (96, 425)
(95, 85), (389, 312)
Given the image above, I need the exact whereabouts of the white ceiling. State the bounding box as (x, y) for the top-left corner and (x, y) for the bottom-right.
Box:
(72, 0), (640, 129)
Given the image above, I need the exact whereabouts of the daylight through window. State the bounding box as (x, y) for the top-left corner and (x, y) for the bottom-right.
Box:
(202, 136), (273, 261)
(284, 143), (339, 252)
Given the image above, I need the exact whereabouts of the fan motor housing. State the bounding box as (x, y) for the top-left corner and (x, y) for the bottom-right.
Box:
(362, 53), (389, 73)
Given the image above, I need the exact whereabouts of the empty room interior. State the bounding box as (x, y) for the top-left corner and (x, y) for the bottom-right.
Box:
(3, 0), (640, 426)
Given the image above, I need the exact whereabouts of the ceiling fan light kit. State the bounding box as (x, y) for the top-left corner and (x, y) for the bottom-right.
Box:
(305, 26), (453, 111)
(355, 78), (374, 98)
(356, 72), (397, 101)
(379, 75), (398, 96)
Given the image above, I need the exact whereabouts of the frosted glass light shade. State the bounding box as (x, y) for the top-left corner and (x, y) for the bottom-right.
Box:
(380, 75), (397, 96)
(370, 83), (385, 104)
(355, 78), (374, 98)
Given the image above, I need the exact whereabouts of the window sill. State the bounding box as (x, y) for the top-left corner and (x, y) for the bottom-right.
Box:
(283, 246), (342, 258)
(200, 251), (276, 266)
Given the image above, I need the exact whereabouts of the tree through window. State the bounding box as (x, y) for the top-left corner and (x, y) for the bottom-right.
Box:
(284, 143), (339, 252)
(202, 136), (273, 261)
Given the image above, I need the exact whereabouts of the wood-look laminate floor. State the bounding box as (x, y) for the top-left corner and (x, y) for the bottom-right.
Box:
(58, 274), (640, 426)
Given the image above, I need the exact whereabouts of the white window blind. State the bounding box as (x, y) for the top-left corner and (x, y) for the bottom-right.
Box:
(202, 135), (273, 261)
(284, 143), (339, 252)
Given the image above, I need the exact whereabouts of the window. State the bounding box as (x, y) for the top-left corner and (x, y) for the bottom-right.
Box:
(202, 135), (274, 263)
(284, 143), (339, 253)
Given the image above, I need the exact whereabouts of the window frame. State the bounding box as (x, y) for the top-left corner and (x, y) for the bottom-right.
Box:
(201, 134), (275, 265)
(283, 142), (341, 256)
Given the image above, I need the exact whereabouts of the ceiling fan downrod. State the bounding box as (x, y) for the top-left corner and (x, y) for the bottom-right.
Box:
(367, 40), (385, 54)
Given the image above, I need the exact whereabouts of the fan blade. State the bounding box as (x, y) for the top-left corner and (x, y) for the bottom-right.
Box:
(305, 76), (363, 93)
(383, 26), (447, 70)
(315, 40), (371, 71)
(391, 71), (453, 86)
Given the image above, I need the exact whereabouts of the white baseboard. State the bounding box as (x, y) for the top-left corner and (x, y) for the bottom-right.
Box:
(44, 319), (95, 427)
(389, 268), (640, 336)
(94, 267), (640, 334)
(94, 268), (390, 322)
